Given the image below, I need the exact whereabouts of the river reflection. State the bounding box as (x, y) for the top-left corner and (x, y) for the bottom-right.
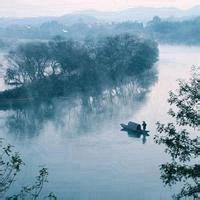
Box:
(121, 129), (149, 144)
(3, 79), (155, 140)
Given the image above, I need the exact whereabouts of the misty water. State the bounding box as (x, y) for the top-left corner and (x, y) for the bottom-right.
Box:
(0, 45), (199, 199)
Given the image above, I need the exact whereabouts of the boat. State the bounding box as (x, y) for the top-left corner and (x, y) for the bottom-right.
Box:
(120, 121), (149, 135)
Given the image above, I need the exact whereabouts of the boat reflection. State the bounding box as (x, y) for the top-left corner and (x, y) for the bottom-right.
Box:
(121, 129), (150, 144)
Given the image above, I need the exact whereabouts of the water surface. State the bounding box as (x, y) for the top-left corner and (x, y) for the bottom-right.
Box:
(0, 45), (199, 199)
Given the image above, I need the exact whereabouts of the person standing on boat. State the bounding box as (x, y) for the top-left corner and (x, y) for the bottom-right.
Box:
(142, 121), (147, 131)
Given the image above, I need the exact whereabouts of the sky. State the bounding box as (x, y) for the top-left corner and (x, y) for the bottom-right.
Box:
(1, 0), (200, 18)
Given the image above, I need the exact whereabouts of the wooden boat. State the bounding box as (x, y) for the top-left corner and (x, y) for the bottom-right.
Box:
(120, 121), (149, 135)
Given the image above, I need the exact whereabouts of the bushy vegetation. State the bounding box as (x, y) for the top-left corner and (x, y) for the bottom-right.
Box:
(1, 16), (200, 45)
(0, 39), (11, 50)
(0, 34), (158, 102)
(0, 21), (145, 41)
(0, 139), (56, 199)
(147, 16), (200, 45)
(154, 67), (200, 199)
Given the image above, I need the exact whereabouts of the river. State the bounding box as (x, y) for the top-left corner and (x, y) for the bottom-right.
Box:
(0, 45), (199, 199)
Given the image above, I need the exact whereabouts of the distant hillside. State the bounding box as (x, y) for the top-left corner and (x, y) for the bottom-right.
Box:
(0, 6), (200, 27)
(147, 16), (200, 45)
(0, 16), (56, 27)
(0, 14), (101, 28)
(76, 6), (200, 22)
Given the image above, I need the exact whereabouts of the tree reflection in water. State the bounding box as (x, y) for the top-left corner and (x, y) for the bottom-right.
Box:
(154, 67), (200, 199)
(3, 69), (158, 139)
(5, 101), (56, 139)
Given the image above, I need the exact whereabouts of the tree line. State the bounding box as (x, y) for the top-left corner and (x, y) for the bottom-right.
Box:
(0, 34), (158, 102)
(147, 16), (200, 45)
(1, 16), (200, 45)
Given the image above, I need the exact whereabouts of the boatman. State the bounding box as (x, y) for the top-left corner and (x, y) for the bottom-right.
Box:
(142, 121), (147, 131)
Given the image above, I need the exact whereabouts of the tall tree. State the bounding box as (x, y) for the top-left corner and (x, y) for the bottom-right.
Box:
(154, 66), (200, 199)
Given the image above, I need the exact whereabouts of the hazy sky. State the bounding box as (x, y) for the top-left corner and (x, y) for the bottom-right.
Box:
(1, 0), (200, 18)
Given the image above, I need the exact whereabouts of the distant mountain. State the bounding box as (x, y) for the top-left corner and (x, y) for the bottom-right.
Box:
(186, 5), (200, 16)
(0, 14), (101, 28)
(0, 6), (200, 27)
(75, 7), (181, 22)
(75, 6), (200, 22)
(0, 16), (57, 27)
(58, 14), (101, 25)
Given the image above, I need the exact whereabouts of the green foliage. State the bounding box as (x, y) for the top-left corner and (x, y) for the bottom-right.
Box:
(154, 67), (200, 199)
(5, 42), (59, 86)
(0, 140), (24, 197)
(156, 123), (199, 162)
(168, 68), (200, 127)
(147, 17), (200, 45)
(0, 39), (11, 49)
(1, 16), (200, 45)
(2, 34), (158, 101)
(6, 168), (57, 200)
(0, 21), (145, 41)
(94, 34), (158, 82)
(0, 139), (56, 200)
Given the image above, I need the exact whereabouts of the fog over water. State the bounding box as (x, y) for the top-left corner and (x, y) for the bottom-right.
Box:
(0, 45), (199, 199)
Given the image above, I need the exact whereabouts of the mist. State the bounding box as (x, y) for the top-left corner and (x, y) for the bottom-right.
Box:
(0, 1), (199, 199)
